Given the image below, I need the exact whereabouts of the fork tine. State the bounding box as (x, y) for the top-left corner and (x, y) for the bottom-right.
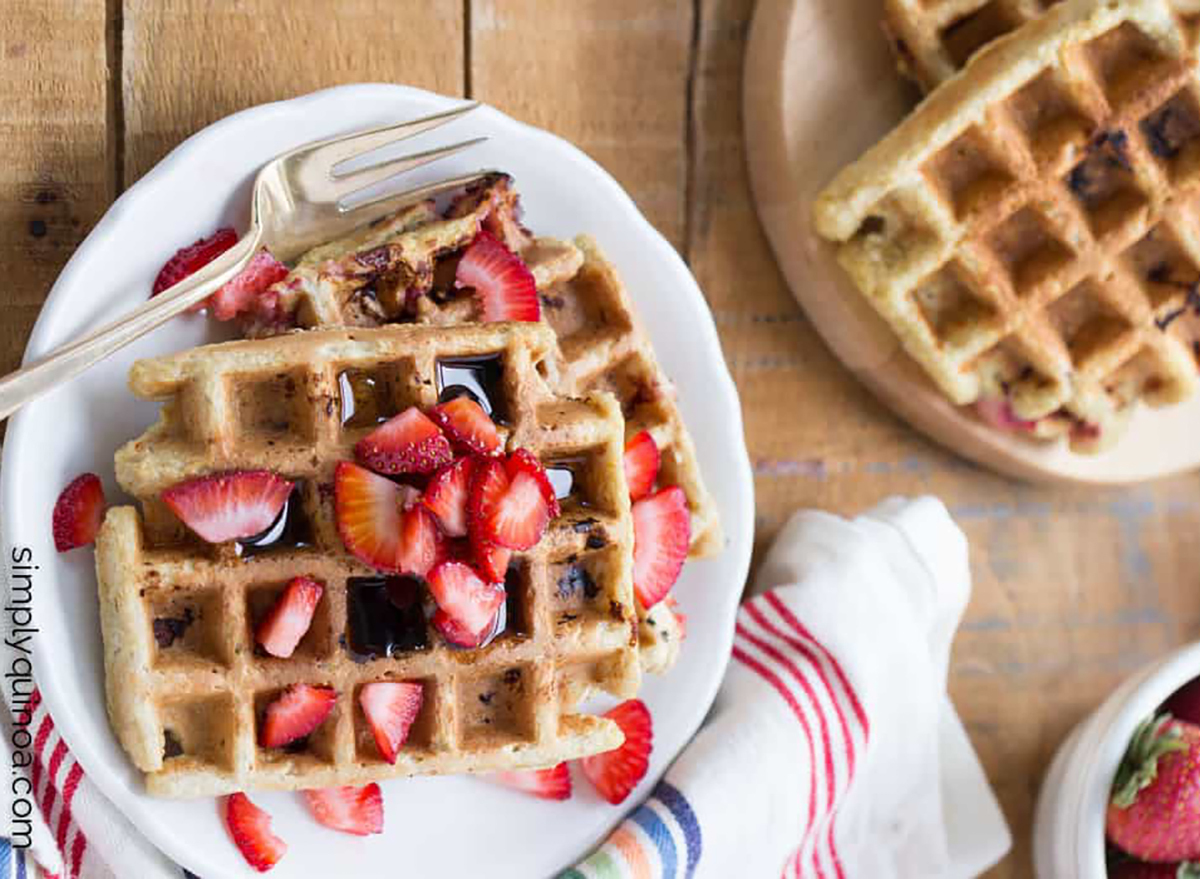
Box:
(332, 136), (488, 201)
(304, 102), (480, 170)
(337, 169), (497, 219)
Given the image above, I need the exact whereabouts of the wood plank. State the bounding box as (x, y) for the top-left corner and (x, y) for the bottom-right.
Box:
(690, 1), (1200, 875)
(469, 0), (694, 250)
(0, 3), (109, 378)
(122, 0), (465, 184)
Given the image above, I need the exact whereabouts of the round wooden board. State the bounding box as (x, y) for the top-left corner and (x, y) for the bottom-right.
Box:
(743, 0), (1200, 485)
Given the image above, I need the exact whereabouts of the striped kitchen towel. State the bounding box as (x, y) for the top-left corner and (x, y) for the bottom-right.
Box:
(564, 496), (1011, 878)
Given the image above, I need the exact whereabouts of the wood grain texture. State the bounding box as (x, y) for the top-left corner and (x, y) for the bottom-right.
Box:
(470, 0), (694, 249)
(0, 3), (109, 381)
(121, 0), (465, 184)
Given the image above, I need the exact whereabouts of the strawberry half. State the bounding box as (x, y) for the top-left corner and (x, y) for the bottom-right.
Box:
(152, 227), (238, 296)
(162, 470), (293, 545)
(580, 699), (653, 805)
(632, 487), (690, 609)
(427, 560), (506, 648)
(225, 792), (286, 872)
(354, 407), (453, 475)
(623, 431), (660, 501)
(52, 472), (105, 552)
(491, 763), (572, 801)
(455, 231), (540, 322)
(207, 251), (289, 321)
(359, 681), (423, 764)
(423, 457), (477, 538)
(302, 784), (384, 836)
(260, 684), (337, 748)
(256, 576), (323, 659)
(334, 462), (443, 575)
(429, 395), (502, 455)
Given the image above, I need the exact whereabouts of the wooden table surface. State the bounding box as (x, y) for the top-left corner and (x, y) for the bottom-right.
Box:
(6, 2), (1200, 876)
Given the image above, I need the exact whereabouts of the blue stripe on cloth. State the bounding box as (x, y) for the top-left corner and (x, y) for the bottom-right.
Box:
(15, 848), (25, 879)
(651, 781), (701, 877)
(0, 838), (10, 879)
(630, 804), (677, 877)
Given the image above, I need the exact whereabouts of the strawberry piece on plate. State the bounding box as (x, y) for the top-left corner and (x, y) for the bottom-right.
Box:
(256, 576), (323, 659)
(162, 470), (293, 545)
(52, 472), (105, 552)
(225, 792), (286, 872)
(631, 487), (690, 609)
(152, 227), (238, 296)
(207, 251), (289, 321)
(491, 763), (572, 801)
(302, 784), (384, 836)
(455, 231), (539, 323)
(623, 430), (660, 501)
(423, 457), (477, 537)
(260, 684), (337, 748)
(427, 560), (506, 648)
(580, 699), (653, 805)
(334, 462), (443, 575)
(429, 395), (502, 455)
(354, 407), (453, 475)
(359, 681), (423, 764)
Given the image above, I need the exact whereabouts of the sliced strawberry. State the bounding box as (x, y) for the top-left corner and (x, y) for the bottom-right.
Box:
(580, 699), (653, 805)
(455, 231), (540, 322)
(52, 472), (105, 552)
(162, 470), (293, 545)
(632, 487), (690, 609)
(302, 784), (383, 836)
(491, 763), (572, 801)
(153, 227), (238, 296)
(467, 455), (509, 553)
(207, 251), (289, 321)
(395, 503), (445, 578)
(623, 431), (660, 501)
(504, 449), (560, 518)
(428, 396), (502, 455)
(427, 560), (506, 648)
(474, 541), (512, 583)
(485, 470), (551, 551)
(423, 457), (477, 537)
(260, 684), (337, 748)
(359, 681), (423, 764)
(354, 407), (453, 475)
(334, 462), (440, 575)
(225, 792), (286, 872)
(256, 577), (323, 659)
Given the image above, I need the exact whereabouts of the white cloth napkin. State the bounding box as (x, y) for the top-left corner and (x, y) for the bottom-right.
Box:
(566, 496), (1011, 878)
(3, 496), (1010, 878)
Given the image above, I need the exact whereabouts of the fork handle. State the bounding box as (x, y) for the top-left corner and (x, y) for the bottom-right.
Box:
(0, 232), (262, 423)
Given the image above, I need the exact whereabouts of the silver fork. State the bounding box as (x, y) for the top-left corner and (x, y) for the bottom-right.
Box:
(0, 103), (489, 422)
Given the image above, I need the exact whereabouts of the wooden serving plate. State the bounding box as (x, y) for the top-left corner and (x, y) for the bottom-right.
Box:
(743, 0), (1200, 485)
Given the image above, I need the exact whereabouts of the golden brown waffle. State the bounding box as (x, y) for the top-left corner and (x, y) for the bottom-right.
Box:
(247, 173), (722, 558)
(97, 323), (642, 797)
(815, 0), (1200, 452)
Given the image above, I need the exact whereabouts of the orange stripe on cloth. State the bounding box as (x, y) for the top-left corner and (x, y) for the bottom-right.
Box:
(609, 826), (653, 879)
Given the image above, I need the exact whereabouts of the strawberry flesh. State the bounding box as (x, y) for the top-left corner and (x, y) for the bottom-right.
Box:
(52, 472), (105, 552)
(355, 407), (453, 475)
(580, 699), (653, 805)
(395, 503), (445, 578)
(427, 560), (506, 647)
(505, 449), (560, 518)
(162, 470), (293, 545)
(474, 541), (512, 584)
(632, 487), (690, 609)
(207, 251), (289, 321)
(491, 762), (572, 801)
(152, 227), (238, 296)
(334, 461), (441, 575)
(423, 457), (477, 537)
(623, 430), (661, 501)
(359, 681), (423, 764)
(225, 792), (286, 872)
(260, 684), (336, 748)
(256, 576), (323, 658)
(302, 784), (384, 836)
(429, 396), (502, 455)
(485, 470), (552, 551)
(455, 231), (539, 323)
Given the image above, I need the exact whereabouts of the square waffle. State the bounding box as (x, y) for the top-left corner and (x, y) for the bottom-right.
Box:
(815, 0), (1200, 452)
(244, 173), (722, 560)
(96, 323), (642, 797)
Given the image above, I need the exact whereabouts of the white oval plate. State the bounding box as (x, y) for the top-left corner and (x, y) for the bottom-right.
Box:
(0, 84), (754, 879)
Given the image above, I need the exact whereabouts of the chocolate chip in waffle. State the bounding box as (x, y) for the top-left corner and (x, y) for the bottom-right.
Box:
(815, 0), (1200, 452)
(97, 323), (641, 797)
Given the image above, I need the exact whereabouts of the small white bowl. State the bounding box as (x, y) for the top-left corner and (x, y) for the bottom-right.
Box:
(1034, 642), (1200, 878)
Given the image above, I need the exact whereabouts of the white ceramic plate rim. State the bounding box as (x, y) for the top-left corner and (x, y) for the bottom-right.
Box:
(0, 83), (754, 878)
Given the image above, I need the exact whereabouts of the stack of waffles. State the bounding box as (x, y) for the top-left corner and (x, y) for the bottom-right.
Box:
(816, 0), (1200, 451)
